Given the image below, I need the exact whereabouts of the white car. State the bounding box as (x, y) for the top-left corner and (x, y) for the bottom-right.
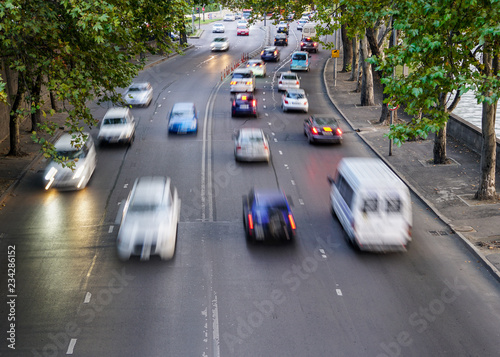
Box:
(211, 37), (230, 51)
(43, 132), (97, 190)
(98, 107), (136, 145)
(123, 82), (153, 107)
(278, 72), (300, 91)
(230, 69), (256, 93)
(282, 88), (309, 113)
(224, 13), (235, 21)
(117, 176), (181, 261)
(245, 59), (266, 77)
(233, 128), (270, 162)
(212, 23), (225, 33)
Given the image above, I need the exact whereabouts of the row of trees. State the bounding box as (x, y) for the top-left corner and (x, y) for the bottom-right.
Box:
(0, 0), (191, 160)
(222, 0), (499, 201)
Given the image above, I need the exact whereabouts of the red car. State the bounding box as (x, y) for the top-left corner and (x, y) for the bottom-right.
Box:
(237, 25), (249, 36)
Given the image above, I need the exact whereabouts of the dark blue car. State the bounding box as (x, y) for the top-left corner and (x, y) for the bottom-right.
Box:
(243, 188), (296, 243)
(168, 102), (198, 134)
(231, 93), (257, 117)
(261, 46), (280, 62)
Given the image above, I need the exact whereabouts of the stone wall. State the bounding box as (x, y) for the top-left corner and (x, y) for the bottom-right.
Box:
(447, 113), (500, 167)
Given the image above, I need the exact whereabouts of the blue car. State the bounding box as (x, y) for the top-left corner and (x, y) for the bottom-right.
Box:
(290, 51), (310, 71)
(232, 93), (257, 117)
(243, 188), (296, 243)
(168, 102), (198, 134)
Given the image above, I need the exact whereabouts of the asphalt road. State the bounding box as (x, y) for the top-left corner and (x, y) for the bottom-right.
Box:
(1, 20), (500, 357)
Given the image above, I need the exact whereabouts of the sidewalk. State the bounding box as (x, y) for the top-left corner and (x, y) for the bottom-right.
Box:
(1, 49), (499, 280)
(323, 58), (500, 280)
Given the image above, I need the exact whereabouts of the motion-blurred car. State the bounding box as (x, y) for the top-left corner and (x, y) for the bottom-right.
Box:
(98, 107), (136, 145)
(231, 93), (257, 117)
(212, 23), (225, 33)
(300, 37), (319, 53)
(246, 59), (266, 77)
(168, 102), (198, 134)
(281, 88), (308, 113)
(237, 23), (249, 36)
(224, 13), (235, 21)
(290, 51), (310, 71)
(211, 37), (230, 51)
(297, 19), (308, 30)
(304, 116), (343, 144)
(117, 176), (180, 261)
(43, 132), (97, 191)
(261, 46), (280, 61)
(276, 24), (289, 35)
(233, 128), (270, 162)
(230, 69), (256, 93)
(278, 72), (300, 91)
(278, 20), (289, 28)
(274, 34), (288, 46)
(242, 188), (296, 243)
(123, 82), (153, 107)
(235, 13), (242, 20)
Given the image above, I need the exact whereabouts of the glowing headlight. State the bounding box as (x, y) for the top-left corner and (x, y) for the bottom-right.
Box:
(73, 166), (84, 179)
(45, 167), (57, 181)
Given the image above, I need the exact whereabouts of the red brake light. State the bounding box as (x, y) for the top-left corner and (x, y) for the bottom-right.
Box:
(295, 81), (299, 85)
(336, 128), (342, 135)
(312, 127), (319, 134)
(279, 80), (283, 84)
(300, 42), (304, 46)
(288, 214), (296, 230)
(284, 99), (289, 104)
(274, 51), (278, 55)
(248, 214), (254, 229)
(252, 100), (256, 106)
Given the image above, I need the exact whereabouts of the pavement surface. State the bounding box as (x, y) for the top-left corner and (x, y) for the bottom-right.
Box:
(1, 44), (499, 281)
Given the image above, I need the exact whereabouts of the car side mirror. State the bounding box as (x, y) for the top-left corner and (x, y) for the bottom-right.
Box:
(327, 175), (335, 185)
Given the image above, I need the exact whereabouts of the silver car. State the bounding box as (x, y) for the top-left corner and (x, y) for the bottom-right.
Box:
(278, 72), (300, 91)
(212, 23), (225, 33)
(123, 82), (153, 107)
(211, 37), (230, 51)
(233, 128), (270, 162)
(282, 88), (309, 113)
(230, 69), (256, 93)
(117, 176), (181, 261)
(43, 132), (97, 191)
(98, 107), (136, 145)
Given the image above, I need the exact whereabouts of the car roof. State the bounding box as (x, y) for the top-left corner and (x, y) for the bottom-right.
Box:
(103, 107), (130, 119)
(280, 71), (298, 77)
(248, 59), (263, 64)
(239, 128), (265, 137)
(131, 176), (168, 206)
(264, 46), (277, 50)
(253, 189), (289, 207)
(54, 132), (91, 151)
(310, 116), (339, 125)
(285, 88), (305, 94)
(129, 82), (150, 88)
(172, 102), (195, 110)
(233, 68), (253, 74)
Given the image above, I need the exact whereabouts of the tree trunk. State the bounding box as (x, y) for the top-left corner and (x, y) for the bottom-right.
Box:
(433, 124), (447, 164)
(349, 36), (358, 81)
(360, 34), (375, 106)
(50, 90), (58, 111)
(341, 24), (352, 73)
(379, 28), (398, 124)
(30, 74), (42, 132)
(4, 65), (23, 156)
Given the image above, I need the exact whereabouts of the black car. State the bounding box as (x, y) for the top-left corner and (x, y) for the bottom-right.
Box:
(231, 93), (257, 117)
(261, 46), (280, 62)
(304, 116), (343, 144)
(274, 34), (288, 46)
(300, 37), (319, 53)
(243, 188), (296, 243)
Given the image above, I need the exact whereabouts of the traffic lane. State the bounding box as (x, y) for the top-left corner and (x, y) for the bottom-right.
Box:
(64, 223), (211, 356)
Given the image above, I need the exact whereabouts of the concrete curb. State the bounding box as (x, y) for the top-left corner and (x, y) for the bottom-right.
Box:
(322, 57), (500, 282)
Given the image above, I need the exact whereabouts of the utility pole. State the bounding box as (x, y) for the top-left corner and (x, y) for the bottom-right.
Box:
(389, 18), (396, 156)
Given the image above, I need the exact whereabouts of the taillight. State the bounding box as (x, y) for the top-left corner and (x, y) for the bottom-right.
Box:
(304, 101), (307, 105)
(230, 81), (236, 85)
(252, 100), (256, 106)
(232, 100), (235, 106)
(236, 145), (241, 150)
(248, 214), (254, 229)
(246, 64), (250, 67)
(300, 42), (304, 46)
(284, 99), (289, 104)
(312, 127), (319, 134)
(336, 128), (342, 135)
(314, 42), (317, 46)
(295, 81), (299, 85)
(246, 81), (252, 85)
(261, 50), (264, 55)
(274, 51), (278, 55)
(288, 214), (296, 230)
(279, 80), (283, 84)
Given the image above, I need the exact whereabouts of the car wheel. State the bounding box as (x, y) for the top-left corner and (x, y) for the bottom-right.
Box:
(282, 104), (286, 112)
(308, 134), (314, 144)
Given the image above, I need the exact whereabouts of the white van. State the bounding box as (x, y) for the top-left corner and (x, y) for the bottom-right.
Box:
(302, 23), (317, 38)
(327, 157), (412, 252)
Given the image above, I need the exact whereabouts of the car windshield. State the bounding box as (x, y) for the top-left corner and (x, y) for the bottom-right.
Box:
(56, 149), (84, 160)
(276, 35), (285, 39)
(171, 109), (193, 118)
(313, 118), (338, 127)
(128, 201), (161, 213)
(293, 54), (307, 60)
(237, 25), (247, 29)
(213, 38), (226, 42)
(233, 72), (252, 79)
(288, 92), (305, 99)
(128, 87), (144, 92)
(241, 135), (264, 143)
(103, 118), (126, 125)
(282, 74), (297, 80)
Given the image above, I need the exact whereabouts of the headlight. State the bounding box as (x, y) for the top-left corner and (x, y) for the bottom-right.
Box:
(73, 165), (84, 179)
(45, 167), (58, 181)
